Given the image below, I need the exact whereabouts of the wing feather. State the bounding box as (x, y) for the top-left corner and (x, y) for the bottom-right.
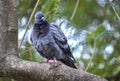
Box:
(50, 23), (76, 62)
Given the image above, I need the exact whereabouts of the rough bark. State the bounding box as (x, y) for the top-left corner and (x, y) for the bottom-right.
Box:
(0, 0), (108, 81)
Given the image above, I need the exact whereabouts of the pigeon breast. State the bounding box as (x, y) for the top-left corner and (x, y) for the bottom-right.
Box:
(31, 23), (65, 60)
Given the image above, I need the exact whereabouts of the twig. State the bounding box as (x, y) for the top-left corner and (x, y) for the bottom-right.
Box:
(112, 6), (120, 21)
(21, 47), (34, 55)
(70, 0), (79, 20)
(85, 38), (96, 71)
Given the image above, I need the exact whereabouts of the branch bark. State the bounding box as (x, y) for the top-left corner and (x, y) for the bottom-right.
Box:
(0, 0), (108, 81)
(0, 56), (107, 81)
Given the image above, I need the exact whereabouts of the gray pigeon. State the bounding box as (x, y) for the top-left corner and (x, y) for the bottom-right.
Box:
(30, 11), (77, 69)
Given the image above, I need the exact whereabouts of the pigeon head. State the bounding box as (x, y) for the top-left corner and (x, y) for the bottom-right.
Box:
(35, 11), (47, 24)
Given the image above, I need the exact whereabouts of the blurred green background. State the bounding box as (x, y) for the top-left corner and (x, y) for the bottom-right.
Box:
(2, 0), (120, 81)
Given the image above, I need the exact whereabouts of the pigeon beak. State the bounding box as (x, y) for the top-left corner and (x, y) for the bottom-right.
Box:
(41, 17), (46, 21)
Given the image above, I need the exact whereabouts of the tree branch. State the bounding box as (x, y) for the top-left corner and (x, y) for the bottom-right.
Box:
(0, 55), (107, 81)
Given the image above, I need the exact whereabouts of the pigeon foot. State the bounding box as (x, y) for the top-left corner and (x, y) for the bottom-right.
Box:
(40, 57), (57, 64)
(47, 57), (57, 64)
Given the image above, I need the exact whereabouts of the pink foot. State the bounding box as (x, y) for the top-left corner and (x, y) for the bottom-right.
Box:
(40, 57), (57, 64)
(47, 57), (57, 64)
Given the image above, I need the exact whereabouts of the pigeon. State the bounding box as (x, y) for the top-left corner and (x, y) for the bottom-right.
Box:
(30, 11), (77, 69)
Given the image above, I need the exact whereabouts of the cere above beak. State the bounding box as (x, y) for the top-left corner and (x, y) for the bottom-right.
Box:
(35, 16), (46, 23)
(41, 17), (46, 21)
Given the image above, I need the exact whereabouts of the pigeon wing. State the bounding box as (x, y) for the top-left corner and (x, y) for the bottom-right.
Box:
(50, 23), (76, 62)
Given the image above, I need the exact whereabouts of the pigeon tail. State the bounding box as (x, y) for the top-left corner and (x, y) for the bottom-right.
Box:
(61, 57), (77, 69)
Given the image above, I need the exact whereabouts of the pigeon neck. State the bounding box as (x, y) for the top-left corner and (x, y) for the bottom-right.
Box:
(33, 22), (50, 37)
(33, 21), (49, 28)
